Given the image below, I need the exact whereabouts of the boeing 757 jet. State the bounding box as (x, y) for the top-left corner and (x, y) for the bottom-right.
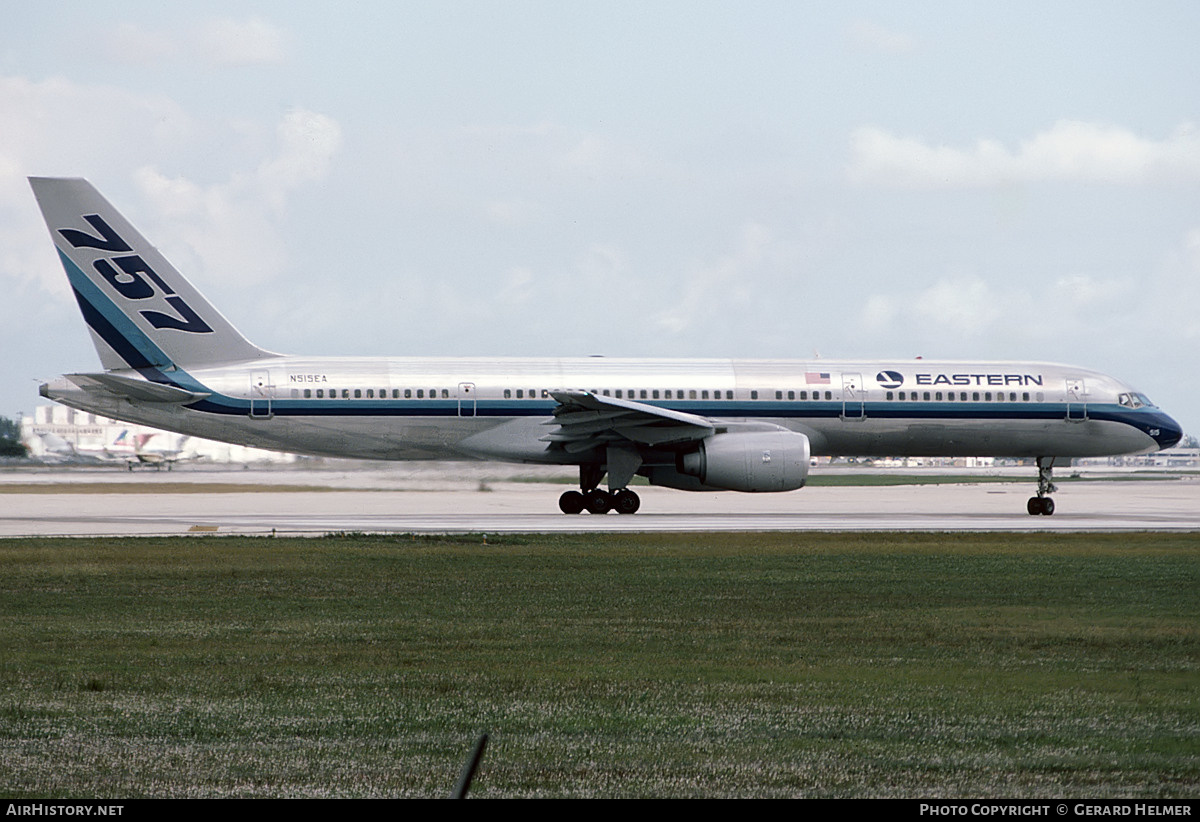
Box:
(31, 177), (1182, 515)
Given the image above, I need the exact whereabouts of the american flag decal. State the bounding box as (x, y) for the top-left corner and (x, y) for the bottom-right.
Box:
(805, 372), (830, 384)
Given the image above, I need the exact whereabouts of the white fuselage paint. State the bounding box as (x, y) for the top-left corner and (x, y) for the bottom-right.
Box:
(43, 355), (1175, 466)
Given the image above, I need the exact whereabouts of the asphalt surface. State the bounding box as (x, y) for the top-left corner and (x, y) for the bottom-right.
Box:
(0, 465), (1196, 536)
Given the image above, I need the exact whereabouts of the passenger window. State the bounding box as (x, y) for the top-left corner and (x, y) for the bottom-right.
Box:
(405, 389), (412, 398)
(972, 392), (980, 401)
(652, 390), (660, 399)
(316, 389), (324, 398)
(923, 392), (930, 401)
(701, 390), (709, 399)
(825, 391), (832, 400)
(516, 389), (523, 399)
(354, 389), (362, 398)
(366, 389), (374, 398)
(641, 390), (648, 399)
(946, 392), (953, 402)
(751, 390), (759, 400)
(603, 389), (610, 396)
(689, 390), (697, 400)
(417, 389), (424, 398)
(887, 391), (894, 401)
(303, 389), (311, 399)
(899, 391), (906, 401)
(935, 392), (942, 401)
(985, 392), (992, 401)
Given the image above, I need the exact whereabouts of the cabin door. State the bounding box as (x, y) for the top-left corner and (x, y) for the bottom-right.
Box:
(458, 382), (477, 417)
(250, 370), (274, 419)
(841, 373), (865, 420)
(1065, 378), (1088, 422)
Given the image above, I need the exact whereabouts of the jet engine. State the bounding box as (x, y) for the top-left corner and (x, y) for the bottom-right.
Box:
(674, 431), (811, 492)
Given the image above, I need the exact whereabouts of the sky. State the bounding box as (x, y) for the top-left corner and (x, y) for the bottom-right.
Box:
(2, 1), (1198, 437)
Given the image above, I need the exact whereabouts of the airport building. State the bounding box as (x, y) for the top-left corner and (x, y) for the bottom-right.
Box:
(19, 404), (296, 467)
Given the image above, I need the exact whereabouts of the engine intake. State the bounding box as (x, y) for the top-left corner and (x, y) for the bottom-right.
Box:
(678, 431), (810, 492)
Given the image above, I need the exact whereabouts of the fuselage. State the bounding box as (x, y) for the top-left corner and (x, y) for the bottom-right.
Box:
(43, 355), (1183, 464)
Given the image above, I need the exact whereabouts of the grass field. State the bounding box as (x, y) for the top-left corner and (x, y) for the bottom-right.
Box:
(0, 532), (1196, 798)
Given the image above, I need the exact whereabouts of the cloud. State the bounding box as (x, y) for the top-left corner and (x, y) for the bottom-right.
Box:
(654, 223), (770, 335)
(0, 68), (341, 307)
(134, 108), (343, 286)
(848, 121), (1200, 187)
(0, 75), (193, 297)
(858, 272), (1135, 342)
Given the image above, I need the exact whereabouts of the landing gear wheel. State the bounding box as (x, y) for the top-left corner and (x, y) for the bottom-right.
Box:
(612, 489), (641, 514)
(1027, 496), (1055, 516)
(584, 489), (612, 515)
(559, 490), (585, 514)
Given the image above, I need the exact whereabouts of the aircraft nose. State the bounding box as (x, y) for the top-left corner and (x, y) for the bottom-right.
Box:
(1150, 412), (1183, 450)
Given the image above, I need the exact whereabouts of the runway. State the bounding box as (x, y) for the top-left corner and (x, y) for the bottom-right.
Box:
(1, 466), (1197, 536)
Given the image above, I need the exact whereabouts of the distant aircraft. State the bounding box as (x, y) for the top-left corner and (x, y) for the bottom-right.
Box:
(128, 432), (189, 470)
(30, 177), (1182, 514)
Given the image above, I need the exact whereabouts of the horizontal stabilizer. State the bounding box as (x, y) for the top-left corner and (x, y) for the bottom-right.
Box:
(63, 372), (210, 404)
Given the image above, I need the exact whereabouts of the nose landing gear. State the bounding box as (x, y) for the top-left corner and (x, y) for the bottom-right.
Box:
(1027, 456), (1058, 516)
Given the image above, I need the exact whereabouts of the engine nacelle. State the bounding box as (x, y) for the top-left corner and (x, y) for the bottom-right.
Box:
(677, 431), (810, 492)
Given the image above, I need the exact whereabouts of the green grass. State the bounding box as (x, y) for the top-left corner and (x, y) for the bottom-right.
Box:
(0, 532), (1197, 798)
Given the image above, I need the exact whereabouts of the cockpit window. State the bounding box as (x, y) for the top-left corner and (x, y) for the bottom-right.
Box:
(1118, 392), (1157, 409)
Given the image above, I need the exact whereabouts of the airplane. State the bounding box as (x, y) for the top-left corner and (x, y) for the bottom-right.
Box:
(30, 177), (1183, 516)
(126, 432), (189, 470)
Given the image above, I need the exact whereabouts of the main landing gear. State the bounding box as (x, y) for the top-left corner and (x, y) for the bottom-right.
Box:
(558, 463), (641, 515)
(1027, 456), (1057, 516)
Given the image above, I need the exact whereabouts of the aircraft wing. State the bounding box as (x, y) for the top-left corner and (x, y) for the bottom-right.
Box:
(542, 389), (715, 453)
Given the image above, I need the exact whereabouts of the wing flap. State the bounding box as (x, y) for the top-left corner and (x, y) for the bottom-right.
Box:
(543, 389), (715, 450)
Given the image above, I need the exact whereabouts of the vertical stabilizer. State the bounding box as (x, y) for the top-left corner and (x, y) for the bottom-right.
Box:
(30, 177), (275, 372)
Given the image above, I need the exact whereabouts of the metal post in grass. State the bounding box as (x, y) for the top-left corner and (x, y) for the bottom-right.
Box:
(450, 732), (489, 798)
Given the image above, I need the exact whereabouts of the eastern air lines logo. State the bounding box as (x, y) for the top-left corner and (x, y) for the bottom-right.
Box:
(876, 370), (904, 389)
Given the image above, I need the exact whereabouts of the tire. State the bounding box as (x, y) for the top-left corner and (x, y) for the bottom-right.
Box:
(612, 489), (641, 514)
(584, 490), (612, 515)
(558, 490), (585, 514)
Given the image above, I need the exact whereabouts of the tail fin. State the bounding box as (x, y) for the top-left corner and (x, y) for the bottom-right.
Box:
(29, 177), (274, 372)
